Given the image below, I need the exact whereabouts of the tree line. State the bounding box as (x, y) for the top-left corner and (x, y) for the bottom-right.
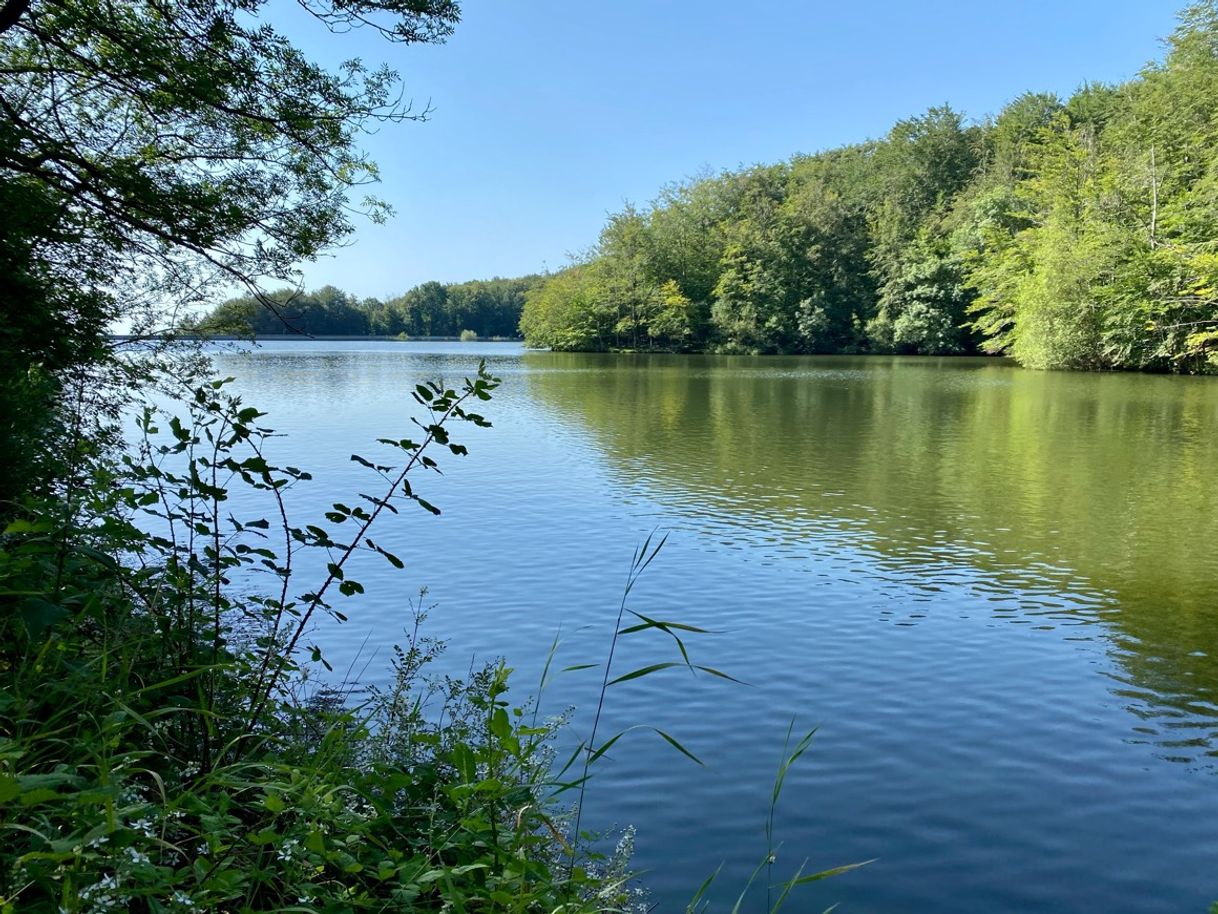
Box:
(191, 275), (541, 338)
(521, 4), (1218, 373)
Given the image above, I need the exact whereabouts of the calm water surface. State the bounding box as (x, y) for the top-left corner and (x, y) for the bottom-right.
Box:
(211, 341), (1218, 913)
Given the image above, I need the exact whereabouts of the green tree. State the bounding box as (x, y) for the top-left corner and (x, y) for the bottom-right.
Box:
(516, 4), (1218, 373)
(0, 172), (112, 511)
(0, 0), (460, 504)
(712, 166), (870, 353)
(520, 264), (617, 351)
(868, 229), (974, 354)
(395, 280), (450, 336)
(649, 280), (696, 347)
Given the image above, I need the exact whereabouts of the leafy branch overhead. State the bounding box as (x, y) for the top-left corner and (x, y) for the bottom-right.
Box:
(0, 0), (463, 500)
(1, 0), (458, 326)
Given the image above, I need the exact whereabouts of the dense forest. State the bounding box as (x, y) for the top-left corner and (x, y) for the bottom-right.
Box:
(520, 7), (1218, 372)
(192, 275), (540, 338)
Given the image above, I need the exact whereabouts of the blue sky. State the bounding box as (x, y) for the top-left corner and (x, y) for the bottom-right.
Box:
(284, 1), (1182, 299)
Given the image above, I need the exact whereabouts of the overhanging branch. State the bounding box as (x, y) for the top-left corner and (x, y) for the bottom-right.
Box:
(0, 0), (32, 34)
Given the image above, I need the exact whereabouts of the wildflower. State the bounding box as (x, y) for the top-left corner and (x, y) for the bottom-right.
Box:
(123, 847), (150, 865)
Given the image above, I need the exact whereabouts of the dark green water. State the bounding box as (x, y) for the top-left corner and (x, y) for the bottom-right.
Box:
(215, 343), (1218, 913)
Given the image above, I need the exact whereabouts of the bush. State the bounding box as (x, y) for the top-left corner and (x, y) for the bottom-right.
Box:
(459, 329), (478, 342)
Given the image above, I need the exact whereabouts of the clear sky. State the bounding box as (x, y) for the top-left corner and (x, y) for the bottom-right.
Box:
(282, 0), (1183, 299)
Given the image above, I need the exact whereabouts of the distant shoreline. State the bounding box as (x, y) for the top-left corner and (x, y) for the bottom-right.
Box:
(109, 334), (525, 342)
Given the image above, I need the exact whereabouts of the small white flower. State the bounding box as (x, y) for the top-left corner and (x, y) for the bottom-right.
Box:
(124, 846), (151, 865)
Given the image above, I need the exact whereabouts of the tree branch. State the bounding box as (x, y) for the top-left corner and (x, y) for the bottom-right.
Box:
(0, 0), (32, 35)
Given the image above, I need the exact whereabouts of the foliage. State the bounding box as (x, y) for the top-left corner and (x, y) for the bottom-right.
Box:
(521, 4), (1218, 373)
(0, 176), (114, 513)
(0, 361), (642, 913)
(192, 276), (540, 340)
(0, 0), (458, 312)
(518, 265), (617, 351)
(0, 0), (462, 507)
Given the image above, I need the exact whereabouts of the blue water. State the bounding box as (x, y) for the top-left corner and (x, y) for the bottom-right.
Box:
(205, 341), (1218, 913)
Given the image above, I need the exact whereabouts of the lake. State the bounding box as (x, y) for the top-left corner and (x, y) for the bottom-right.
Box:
(210, 340), (1218, 913)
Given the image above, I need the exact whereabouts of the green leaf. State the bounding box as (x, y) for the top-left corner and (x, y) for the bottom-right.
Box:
(621, 610), (712, 635)
(3, 519), (52, 535)
(20, 788), (62, 806)
(782, 859), (875, 886)
(651, 727), (703, 765)
(696, 665), (747, 684)
(17, 598), (69, 637)
(489, 707), (512, 741)
(451, 744), (477, 782)
(587, 731), (626, 765)
(607, 661), (680, 686)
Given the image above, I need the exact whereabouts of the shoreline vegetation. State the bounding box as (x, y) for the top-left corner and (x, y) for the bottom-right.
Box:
(186, 279), (541, 344)
(111, 334), (526, 343)
(188, 9), (1218, 375)
(515, 6), (1218, 372)
(516, 3), (1218, 372)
